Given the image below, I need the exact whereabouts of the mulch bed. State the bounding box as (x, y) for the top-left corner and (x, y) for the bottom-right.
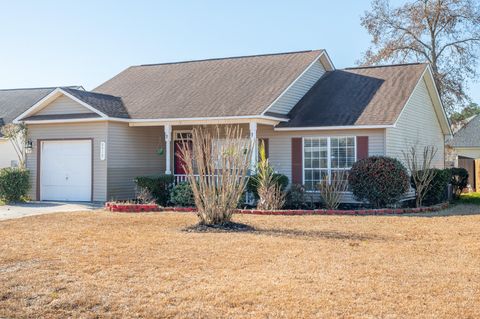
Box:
(183, 222), (255, 233)
(105, 202), (449, 215)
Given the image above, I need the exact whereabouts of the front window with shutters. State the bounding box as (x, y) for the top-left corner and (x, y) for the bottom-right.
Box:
(303, 137), (356, 191)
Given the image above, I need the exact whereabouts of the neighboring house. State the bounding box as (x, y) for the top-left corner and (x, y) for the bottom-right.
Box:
(0, 88), (61, 168)
(0, 87), (83, 168)
(13, 50), (451, 202)
(448, 115), (480, 191)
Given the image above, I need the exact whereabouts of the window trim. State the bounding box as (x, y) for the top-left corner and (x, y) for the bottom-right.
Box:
(302, 136), (357, 192)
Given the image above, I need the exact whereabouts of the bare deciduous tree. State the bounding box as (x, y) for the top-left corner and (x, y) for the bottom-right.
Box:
(255, 141), (285, 210)
(361, 0), (480, 113)
(1, 123), (28, 168)
(178, 126), (252, 225)
(317, 171), (349, 210)
(403, 145), (438, 207)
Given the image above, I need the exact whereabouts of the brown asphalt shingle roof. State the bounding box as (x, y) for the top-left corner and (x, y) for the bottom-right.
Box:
(61, 88), (129, 118)
(278, 63), (428, 128)
(94, 50), (324, 119)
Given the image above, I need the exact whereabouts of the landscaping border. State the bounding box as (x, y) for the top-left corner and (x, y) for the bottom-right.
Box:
(105, 202), (449, 215)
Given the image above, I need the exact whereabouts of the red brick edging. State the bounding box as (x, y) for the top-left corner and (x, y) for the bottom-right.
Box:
(105, 202), (449, 215)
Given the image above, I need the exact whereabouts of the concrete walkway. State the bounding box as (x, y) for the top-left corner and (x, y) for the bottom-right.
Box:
(0, 201), (102, 221)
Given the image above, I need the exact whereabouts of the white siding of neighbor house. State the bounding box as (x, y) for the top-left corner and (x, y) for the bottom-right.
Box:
(0, 139), (18, 168)
(35, 95), (94, 115)
(257, 125), (386, 184)
(26, 122), (108, 201)
(266, 60), (326, 114)
(107, 122), (165, 200)
(386, 78), (445, 169)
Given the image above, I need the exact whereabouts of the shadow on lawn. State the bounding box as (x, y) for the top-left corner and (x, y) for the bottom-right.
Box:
(183, 223), (384, 241)
(253, 228), (385, 241)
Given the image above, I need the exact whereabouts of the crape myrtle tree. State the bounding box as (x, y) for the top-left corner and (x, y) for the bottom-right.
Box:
(177, 125), (252, 226)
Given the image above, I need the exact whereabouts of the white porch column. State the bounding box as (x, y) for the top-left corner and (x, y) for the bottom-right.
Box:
(249, 122), (258, 172)
(164, 124), (172, 175)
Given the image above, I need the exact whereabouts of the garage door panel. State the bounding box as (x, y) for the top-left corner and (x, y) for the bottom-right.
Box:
(40, 140), (92, 201)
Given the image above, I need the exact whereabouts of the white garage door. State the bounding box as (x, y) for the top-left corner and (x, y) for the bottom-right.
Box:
(40, 140), (92, 201)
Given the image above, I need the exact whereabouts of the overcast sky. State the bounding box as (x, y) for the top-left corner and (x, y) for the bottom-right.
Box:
(1, 0), (478, 103)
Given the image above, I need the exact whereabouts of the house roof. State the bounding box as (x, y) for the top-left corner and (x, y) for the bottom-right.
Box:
(278, 63), (428, 128)
(61, 87), (129, 118)
(449, 115), (480, 148)
(94, 50), (324, 119)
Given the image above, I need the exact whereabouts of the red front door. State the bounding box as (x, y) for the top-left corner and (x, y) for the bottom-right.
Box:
(174, 141), (192, 175)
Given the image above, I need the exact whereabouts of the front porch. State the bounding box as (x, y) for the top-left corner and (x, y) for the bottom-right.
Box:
(128, 120), (274, 184)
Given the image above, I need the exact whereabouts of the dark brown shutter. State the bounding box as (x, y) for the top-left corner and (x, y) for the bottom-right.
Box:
(259, 138), (269, 159)
(291, 138), (303, 184)
(356, 136), (369, 160)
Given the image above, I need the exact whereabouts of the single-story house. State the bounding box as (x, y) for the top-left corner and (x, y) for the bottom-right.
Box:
(12, 50), (451, 202)
(448, 115), (480, 191)
(0, 87), (83, 168)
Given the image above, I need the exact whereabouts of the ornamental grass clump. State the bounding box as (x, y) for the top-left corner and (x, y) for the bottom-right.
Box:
(348, 156), (409, 208)
(317, 171), (349, 210)
(177, 126), (252, 226)
(253, 141), (285, 210)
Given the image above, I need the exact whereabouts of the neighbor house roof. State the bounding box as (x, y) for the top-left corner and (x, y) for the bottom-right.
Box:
(449, 115), (480, 148)
(94, 50), (325, 119)
(278, 63), (428, 128)
(0, 87), (57, 126)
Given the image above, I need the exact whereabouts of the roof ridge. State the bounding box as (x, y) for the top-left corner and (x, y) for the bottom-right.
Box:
(0, 86), (83, 92)
(134, 50), (323, 67)
(344, 62), (427, 70)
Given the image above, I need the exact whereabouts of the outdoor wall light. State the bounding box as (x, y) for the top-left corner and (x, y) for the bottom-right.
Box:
(25, 139), (33, 154)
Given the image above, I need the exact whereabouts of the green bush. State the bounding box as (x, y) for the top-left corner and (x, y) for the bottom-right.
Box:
(0, 168), (29, 203)
(285, 184), (307, 209)
(246, 173), (289, 199)
(447, 167), (469, 198)
(170, 182), (195, 207)
(411, 168), (451, 206)
(134, 175), (174, 206)
(348, 156), (409, 208)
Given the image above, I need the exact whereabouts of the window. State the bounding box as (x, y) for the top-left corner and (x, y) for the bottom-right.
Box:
(303, 137), (356, 191)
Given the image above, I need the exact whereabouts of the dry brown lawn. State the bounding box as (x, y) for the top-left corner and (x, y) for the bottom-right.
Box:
(1, 211), (480, 318)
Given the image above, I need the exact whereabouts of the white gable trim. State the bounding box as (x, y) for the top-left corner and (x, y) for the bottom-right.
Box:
(13, 88), (108, 123)
(260, 50), (334, 116)
(393, 65), (452, 136)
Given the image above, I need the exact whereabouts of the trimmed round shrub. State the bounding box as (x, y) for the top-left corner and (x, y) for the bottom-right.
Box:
(447, 167), (468, 198)
(0, 168), (30, 203)
(134, 175), (174, 206)
(411, 168), (451, 206)
(348, 156), (409, 208)
(246, 173), (289, 199)
(170, 182), (195, 207)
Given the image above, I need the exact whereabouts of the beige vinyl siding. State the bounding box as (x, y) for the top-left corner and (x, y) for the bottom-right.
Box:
(35, 95), (94, 115)
(267, 60), (326, 114)
(386, 78), (445, 168)
(107, 122), (165, 200)
(257, 125), (385, 184)
(26, 122), (108, 201)
(0, 139), (18, 168)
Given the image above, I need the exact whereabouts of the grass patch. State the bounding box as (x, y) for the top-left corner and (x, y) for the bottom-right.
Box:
(1, 211), (480, 318)
(0, 200), (4, 206)
(458, 192), (480, 205)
